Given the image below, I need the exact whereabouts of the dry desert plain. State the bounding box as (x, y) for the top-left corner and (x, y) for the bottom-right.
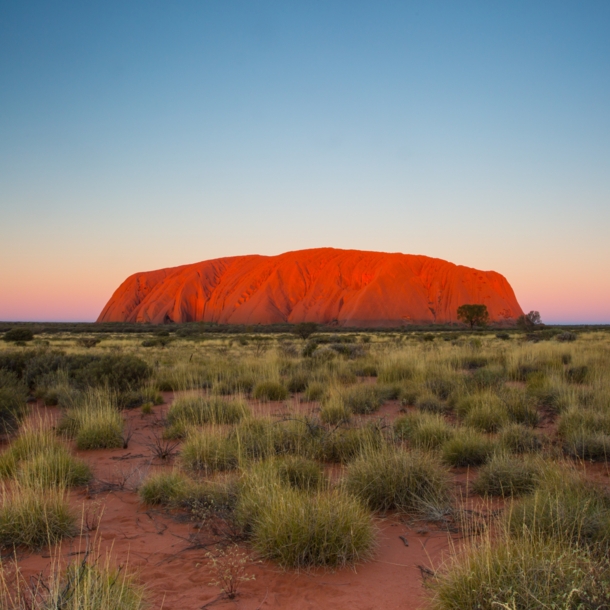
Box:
(0, 326), (609, 609)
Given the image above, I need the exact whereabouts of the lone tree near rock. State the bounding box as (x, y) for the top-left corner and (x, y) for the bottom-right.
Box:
(457, 304), (489, 329)
(294, 322), (318, 340)
(517, 310), (543, 330)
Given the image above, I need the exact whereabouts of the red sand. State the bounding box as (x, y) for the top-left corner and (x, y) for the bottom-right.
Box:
(7, 398), (462, 610)
(97, 248), (523, 326)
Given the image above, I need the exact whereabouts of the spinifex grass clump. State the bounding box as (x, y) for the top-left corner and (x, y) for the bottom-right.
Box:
(0, 549), (145, 609)
(139, 470), (193, 506)
(341, 384), (383, 414)
(166, 393), (249, 428)
(506, 468), (610, 547)
(0, 484), (75, 549)
(394, 411), (454, 450)
(180, 428), (239, 473)
(58, 389), (123, 450)
(557, 406), (610, 461)
(463, 401), (509, 433)
(498, 423), (543, 454)
(472, 454), (540, 497)
(415, 393), (448, 415)
(320, 394), (351, 425)
(237, 462), (375, 568)
(345, 447), (451, 516)
(316, 424), (383, 463)
(431, 532), (610, 610)
(252, 380), (289, 401)
(0, 371), (28, 434)
(275, 456), (324, 490)
(442, 428), (494, 467)
(302, 381), (327, 402)
(0, 425), (90, 487)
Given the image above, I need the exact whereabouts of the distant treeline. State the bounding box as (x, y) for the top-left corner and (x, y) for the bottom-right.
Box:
(0, 321), (608, 336)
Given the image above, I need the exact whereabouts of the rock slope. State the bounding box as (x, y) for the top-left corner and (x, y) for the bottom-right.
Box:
(97, 248), (523, 326)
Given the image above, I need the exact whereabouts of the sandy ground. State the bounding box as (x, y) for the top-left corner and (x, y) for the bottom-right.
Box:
(3, 396), (481, 609)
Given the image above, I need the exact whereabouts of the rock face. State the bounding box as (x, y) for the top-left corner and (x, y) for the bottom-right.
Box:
(97, 248), (523, 326)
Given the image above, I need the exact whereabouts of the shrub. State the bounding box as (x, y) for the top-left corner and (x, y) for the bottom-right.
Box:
(252, 381), (289, 402)
(498, 423), (542, 454)
(302, 381), (327, 402)
(557, 407), (610, 438)
(0, 376), (28, 434)
(239, 473), (375, 569)
(507, 471), (610, 547)
(213, 375), (255, 395)
(0, 484), (75, 549)
(181, 429), (239, 473)
(286, 371), (309, 393)
(431, 533), (610, 610)
(58, 390), (124, 450)
(2, 328), (34, 343)
(320, 396), (351, 425)
(0, 427), (90, 487)
(345, 448), (451, 515)
(317, 425), (383, 464)
(139, 471), (192, 505)
(468, 367), (506, 390)
(70, 354), (151, 391)
(394, 412), (454, 450)
(472, 454), (539, 497)
(463, 402), (509, 433)
(442, 428), (494, 467)
(167, 394), (249, 429)
(416, 393), (448, 415)
(342, 384), (383, 414)
(556, 331), (577, 342)
(276, 456), (324, 490)
(378, 362), (413, 383)
(565, 365), (589, 384)
(563, 432), (610, 461)
(502, 391), (540, 427)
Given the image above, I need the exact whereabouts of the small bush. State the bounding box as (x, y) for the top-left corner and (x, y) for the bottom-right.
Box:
(342, 384), (383, 414)
(463, 402), (509, 433)
(241, 476), (375, 568)
(303, 382), (326, 402)
(317, 425), (383, 463)
(442, 428), (494, 467)
(0, 485), (75, 549)
(286, 371), (309, 393)
(276, 456), (324, 490)
(181, 429), (239, 473)
(0, 380), (28, 434)
(394, 412), (454, 450)
(320, 396), (351, 425)
(472, 454), (539, 497)
(167, 394), (249, 429)
(345, 448), (451, 515)
(565, 365), (589, 384)
(252, 381), (289, 402)
(507, 471), (610, 547)
(498, 423), (542, 454)
(378, 362), (413, 383)
(416, 393), (448, 415)
(139, 471), (192, 505)
(556, 331), (577, 342)
(431, 534), (610, 610)
(213, 375), (255, 396)
(563, 432), (610, 461)
(2, 328), (34, 343)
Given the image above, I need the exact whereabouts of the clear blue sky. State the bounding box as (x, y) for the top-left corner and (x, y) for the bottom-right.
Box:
(1, 1), (609, 322)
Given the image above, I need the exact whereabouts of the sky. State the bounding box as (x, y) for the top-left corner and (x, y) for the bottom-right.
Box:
(1, 1), (609, 324)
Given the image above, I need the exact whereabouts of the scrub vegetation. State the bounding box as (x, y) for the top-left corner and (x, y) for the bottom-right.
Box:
(0, 323), (609, 607)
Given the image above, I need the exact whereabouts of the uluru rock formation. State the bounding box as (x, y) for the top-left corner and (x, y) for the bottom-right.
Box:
(97, 248), (523, 327)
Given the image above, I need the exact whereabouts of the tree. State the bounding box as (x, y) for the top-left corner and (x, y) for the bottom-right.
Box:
(294, 322), (318, 340)
(517, 311), (542, 330)
(3, 328), (34, 342)
(457, 304), (489, 329)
